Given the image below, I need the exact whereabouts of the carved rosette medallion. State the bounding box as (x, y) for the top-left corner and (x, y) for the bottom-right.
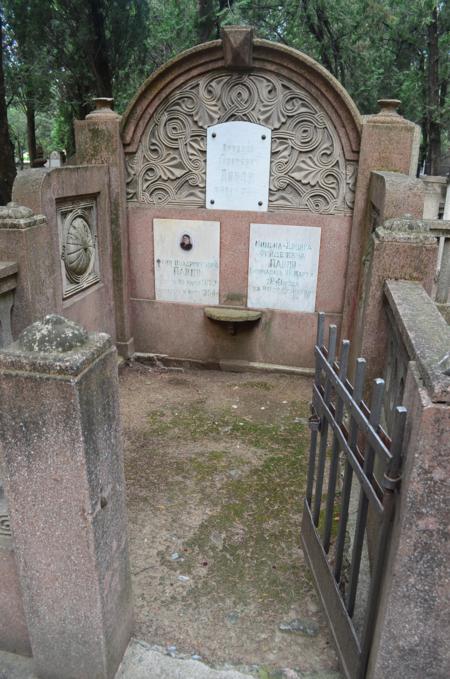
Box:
(126, 71), (358, 214)
(58, 201), (100, 298)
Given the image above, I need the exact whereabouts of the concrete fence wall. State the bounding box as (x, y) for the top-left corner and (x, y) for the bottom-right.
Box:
(367, 280), (450, 679)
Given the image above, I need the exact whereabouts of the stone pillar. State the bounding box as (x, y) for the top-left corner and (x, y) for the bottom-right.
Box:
(342, 99), (421, 343)
(368, 171), (425, 226)
(0, 203), (57, 339)
(352, 217), (437, 386)
(0, 315), (133, 679)
(0, 261), (18, 346)
(422, 175), (447, 219)
(74, 99), (134, 358)
(367, 283), (450, 679)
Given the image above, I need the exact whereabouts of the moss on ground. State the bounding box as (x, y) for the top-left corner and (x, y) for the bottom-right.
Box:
(129, 399), (314, 610)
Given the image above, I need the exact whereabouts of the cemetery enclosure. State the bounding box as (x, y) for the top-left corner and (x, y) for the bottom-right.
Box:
(121, 35), (361, 368)
(2, 26), (449, 679)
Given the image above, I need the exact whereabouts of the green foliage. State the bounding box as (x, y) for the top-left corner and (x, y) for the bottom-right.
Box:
(1, 0), (449, 165)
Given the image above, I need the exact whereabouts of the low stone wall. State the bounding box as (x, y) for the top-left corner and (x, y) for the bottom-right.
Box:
(367, 280), (450, 679)
(350, 215), (437, 387)
(11, 166), (116, 341)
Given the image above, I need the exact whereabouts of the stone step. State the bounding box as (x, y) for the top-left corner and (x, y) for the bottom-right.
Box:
(116, 640), (254, 679)
(0, 640), (254, 679)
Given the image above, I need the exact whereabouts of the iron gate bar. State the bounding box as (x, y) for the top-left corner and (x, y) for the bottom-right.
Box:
(312, 386), (384, 515)
(314, 347), (392, 465)
(312, 324), (337, 525)
(323, 339), (350, 553)
(359, 405), (406, 674)
(346, 379), (385, 617)
(301, 312), (407, 679)
(302, 500), (362, 679)
(334, 358), (366, 583)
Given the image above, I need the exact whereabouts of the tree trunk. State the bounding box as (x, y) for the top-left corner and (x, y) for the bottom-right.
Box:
(198, 0), (216, 43)
(425, 6), (441, 175)
(0, 16), (16, 205)
(88, 0), (113, 97)
(17, 138), (24, 170)
(26, 100), (37, 165)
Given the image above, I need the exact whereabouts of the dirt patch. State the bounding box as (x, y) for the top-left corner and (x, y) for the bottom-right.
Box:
(120, 363), (341, 676)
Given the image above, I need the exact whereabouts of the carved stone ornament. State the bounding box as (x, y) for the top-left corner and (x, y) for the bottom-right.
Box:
(0, 512), (11, 537)
(126, 71), (358, 214)
(58, 200), (100, 298)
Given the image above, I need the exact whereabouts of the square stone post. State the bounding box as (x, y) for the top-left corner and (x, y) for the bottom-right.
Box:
(0, 315), (133, 679)
(342, 99), (421, 344)
(0, 203), (57, 339)
(74, 99), (134, 358)
(352, 217), (437, 387)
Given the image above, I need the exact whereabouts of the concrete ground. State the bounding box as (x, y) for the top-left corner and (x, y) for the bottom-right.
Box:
(120, 361), (342, 678)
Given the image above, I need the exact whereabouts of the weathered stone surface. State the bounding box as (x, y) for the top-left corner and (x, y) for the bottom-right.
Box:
(0, 321), (111, 377)
(86, 97), (121, 120)
(17, 314), (89, 353)
(422, 175), (447, 219)
(0, 640), (257, 679)
(0, 260), (18, 286)
(0, 262), (18, 347)
(384, 280), (450, 402)
(351, 218), (437, 387)
(0, 201), (46, 230)
(0, 321), (132, 678)
(341, 98), (421, 344)
(12, 165), (116, 342)
(279, 619), (319, 637)
(222, 25), (254, 70)
(204, 307), (262, 323)
(0, 201), (33, 220)
(375, 216), (436, 243)
(369, 171), (425, 225)
(75, 110), (133, 357)
(0, 489), (31, 657)
(368, 364), (450, 679)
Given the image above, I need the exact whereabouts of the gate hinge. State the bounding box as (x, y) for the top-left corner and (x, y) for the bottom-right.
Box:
(382, 473), (402, 491)
(308, 408), (321, 432)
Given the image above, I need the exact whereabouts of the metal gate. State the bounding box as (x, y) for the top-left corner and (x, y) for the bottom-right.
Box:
(301, 313), (406, 679)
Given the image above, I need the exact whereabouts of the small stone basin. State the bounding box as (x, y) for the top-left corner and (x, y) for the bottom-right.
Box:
(204, 306), (262, 335)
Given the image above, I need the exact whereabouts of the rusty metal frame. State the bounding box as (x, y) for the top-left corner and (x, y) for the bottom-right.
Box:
(301, 313), (406, 679)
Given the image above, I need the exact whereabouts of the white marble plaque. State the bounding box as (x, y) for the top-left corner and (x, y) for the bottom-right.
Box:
(206, 121), (271, 212)
(154, 219), (220, 305)
(247, 224), (321, 312)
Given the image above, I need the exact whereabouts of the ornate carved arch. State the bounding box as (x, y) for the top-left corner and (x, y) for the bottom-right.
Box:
(122, 38), (362, 215)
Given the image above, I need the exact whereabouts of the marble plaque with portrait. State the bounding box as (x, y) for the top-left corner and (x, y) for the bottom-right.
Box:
(247, 223), (321, 312)
(153, 218), (220, 304)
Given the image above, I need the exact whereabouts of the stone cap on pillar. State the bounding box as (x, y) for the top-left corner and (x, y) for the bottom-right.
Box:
(0, 202), (46, 230)
(375, 216), (437, 244)
(0, 314), (113, 377)
(364, 98), (417, 129)
(86, 97), (121, 120)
